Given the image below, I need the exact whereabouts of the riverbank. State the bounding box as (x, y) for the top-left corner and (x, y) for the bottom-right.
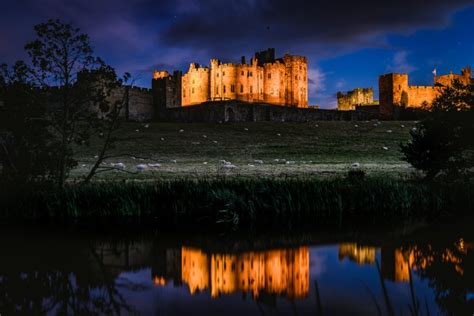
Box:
(1, 176), (472, 230)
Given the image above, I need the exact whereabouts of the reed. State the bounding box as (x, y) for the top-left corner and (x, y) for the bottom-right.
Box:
(1, 176), (472, 230)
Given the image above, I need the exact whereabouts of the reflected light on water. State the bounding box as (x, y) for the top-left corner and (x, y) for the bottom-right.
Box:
(154, 246), (309, 300)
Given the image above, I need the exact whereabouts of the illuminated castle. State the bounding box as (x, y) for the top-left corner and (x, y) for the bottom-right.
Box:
(379, 67), (472, 109)
(153, 48), (309, 109)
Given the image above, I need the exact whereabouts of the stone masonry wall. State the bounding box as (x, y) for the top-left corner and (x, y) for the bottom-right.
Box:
(106, 86), (153, 122)
(407, 86), (438, 108)
(157, 101), (380, 123)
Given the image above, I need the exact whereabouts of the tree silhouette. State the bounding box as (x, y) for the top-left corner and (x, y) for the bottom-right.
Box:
(401, 80), (474, 179)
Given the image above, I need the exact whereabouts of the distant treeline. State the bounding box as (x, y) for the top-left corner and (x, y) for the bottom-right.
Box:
(1, 176), (472, 230)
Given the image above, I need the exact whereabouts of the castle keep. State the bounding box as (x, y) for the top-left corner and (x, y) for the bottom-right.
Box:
(154, 49), (309, 109)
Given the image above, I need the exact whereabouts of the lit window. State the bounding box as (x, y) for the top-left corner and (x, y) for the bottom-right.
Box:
(240, 85), (243, 93)
(250, 86), (253, 93)
(268, 73), (271, 79)
(223, 85), (226, 93)
(223, 71), (225, 76)
(241, 71), (244, 76)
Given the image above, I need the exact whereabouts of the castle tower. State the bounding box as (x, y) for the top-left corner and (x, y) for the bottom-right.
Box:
(182, 63), (210, 106)
(210, 59), (220, 101)
(379, 73), (409, 109)
(152, 70), (182, 114)
(283, 54), (308, 108)
(461, 66), (472, 84)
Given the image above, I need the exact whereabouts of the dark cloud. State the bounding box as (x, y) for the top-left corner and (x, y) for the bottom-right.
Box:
(159, 0), (472, 58)
(0, 0), (472, 102)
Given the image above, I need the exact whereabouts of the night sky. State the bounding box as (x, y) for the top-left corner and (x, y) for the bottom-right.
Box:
(1, 0), (473, 108)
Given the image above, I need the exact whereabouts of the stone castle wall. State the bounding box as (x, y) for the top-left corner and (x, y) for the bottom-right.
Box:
(407, 86), (438, 108)
(157, 101), (380, 123)
(337, 88), (374, 111)
(106, 86), (153, 121)
(379, 67), (472, 110)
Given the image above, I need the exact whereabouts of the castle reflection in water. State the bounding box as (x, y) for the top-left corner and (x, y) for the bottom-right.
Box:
(149, 240), (472, 301)
(152, 247), (310, 299)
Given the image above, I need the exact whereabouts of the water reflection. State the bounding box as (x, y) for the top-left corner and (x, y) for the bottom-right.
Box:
(0, 225), (473, 315)
(152, 246), (309, 299)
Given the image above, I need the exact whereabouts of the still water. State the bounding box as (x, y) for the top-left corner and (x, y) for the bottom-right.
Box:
(1, 220), (473, 315)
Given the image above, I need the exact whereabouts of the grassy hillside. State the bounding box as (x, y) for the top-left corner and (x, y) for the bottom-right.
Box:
(72, 121), (417, 180)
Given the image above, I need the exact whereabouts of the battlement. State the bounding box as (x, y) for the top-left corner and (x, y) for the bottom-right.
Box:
(127, 86), (152, 93)
(283, 54), (307, 62)
(153, 71), (171, 80)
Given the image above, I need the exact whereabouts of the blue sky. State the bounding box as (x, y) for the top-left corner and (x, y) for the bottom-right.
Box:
(1, 0), (473, 108)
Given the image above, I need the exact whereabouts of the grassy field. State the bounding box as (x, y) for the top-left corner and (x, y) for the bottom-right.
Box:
(72, 120), (418, 180)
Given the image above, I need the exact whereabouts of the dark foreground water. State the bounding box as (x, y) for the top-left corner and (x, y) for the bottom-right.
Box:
(1, 219), (473, 315)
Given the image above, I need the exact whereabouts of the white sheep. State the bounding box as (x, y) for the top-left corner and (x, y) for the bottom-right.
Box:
(244, 128), (249, 131)
(223, 164), (237, 169)
(111, 162), (126, 169)
(202, 135), (207, 138)
(277, 133), (281, 136)
(203, 162), (208, 165)
(136, 164), (148, 171)
(161, 137), (165, 141)
(147, 163), (161, 168)
(144, 124), (150, 128)
(382, 146), (389, 150)
(386, 130), (392, 133)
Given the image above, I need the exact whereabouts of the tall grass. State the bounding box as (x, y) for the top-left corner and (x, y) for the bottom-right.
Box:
(1, 177), (472, 230)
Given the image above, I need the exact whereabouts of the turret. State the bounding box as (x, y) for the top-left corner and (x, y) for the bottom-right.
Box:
(462, 66), (472, 80)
